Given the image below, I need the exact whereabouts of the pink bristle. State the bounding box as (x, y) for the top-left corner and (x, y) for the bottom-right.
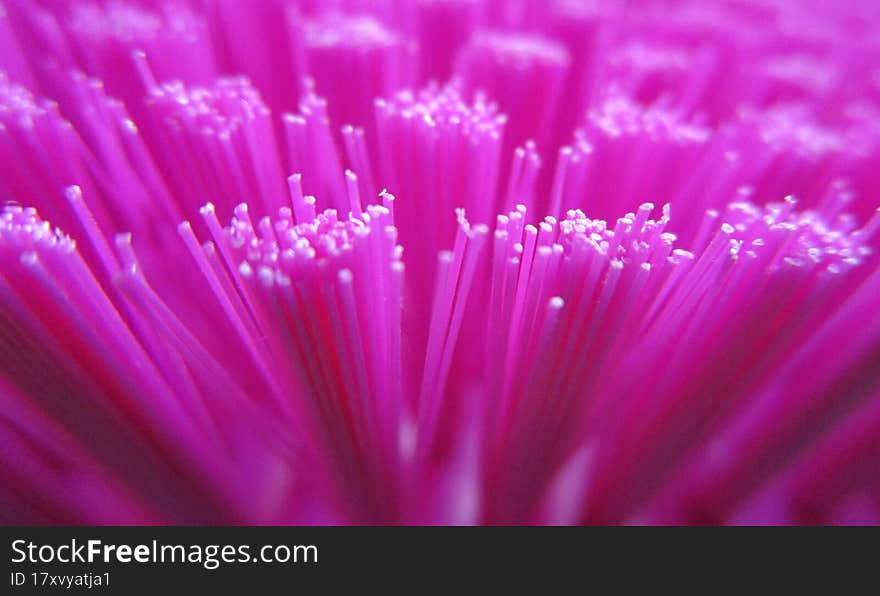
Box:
(282, 88), (349, 211)
(555, 94), (710, 223)
(418, 211), (489, 459)
(0, 3), (36, 90)
(292, 11), (417, 133)
(546, 91), (880, 244)
(454, 30), (570, 155)
(732, 387), (880, 525)
(0, 77), (158, 285)
(502, 140), (541, 213)
(716, 104), (880, 220)
(141, 75), (287, 223)
(60, 1), (217, 113)
(188, 190), (406, 522)
(600, 39), (698, 108)
(541, 1), (618, 139)
(0, 205), (256, 522)
(3, 197), (348, 523)
(0, 0), (879, 527)
(293, 0), (415, 26)
(0, 74), (98, 234)
(405, 193), (876, 523)
(0, 73), (204, 321)
(201, 0), (302, 115)
(477, 203), (677, 520)
(372, 83), (505, 401)
(376, 84), (506, 225)
(413, 0), (483, 83)
(1, 0), (81, 106)
(647, 258), (880, 523)
(63, 72), (181, 237)
(0, 375), (161, 524)
(581, 201), (876, 523)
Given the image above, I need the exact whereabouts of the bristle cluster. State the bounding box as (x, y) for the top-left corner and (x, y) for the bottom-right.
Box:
(174, 188), (405, 521)
(282, 90), (349, 210)
(374, 83), (505, 378)
(0, 75), (92, 229)
(1, 0), (879, 525)
(554, 95), (709, 221)
(0, 203), (292, 524)
(142, 76), (286, 221)
(412, 195), (878, 522)
(66, 1), (216, 105)
(294, 12), (417, 131)
(455, 30), (570, 153)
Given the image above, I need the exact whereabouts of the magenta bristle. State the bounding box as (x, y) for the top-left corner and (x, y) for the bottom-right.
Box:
(210, 196), (404, 521)
(0, 75), (95, 230)
(735, 387), (880, 524)
(418, 213), (488, 457)
(374, 80), (505, 238)
(582, 202), (876, 523)
(65, 1), (217, 108)
(282, 87), (349, 210)
(455, 30), (570, 154)
(414, 0), (482, 83)
(141, 76), (286, 223)
(204, 0), (302, 115)
(371, 81), (506, 406)
(0, 0), (879, 526)
(0, 205), (246, 522)
(293, 12), (417, 132)
(555, 94), (710, 225)
(0, 3), (35, 90)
